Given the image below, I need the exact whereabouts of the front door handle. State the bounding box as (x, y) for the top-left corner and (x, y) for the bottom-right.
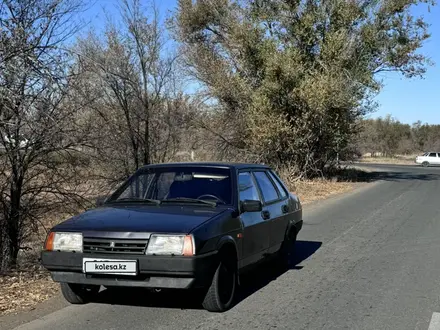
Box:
(261, 210), (271, 220)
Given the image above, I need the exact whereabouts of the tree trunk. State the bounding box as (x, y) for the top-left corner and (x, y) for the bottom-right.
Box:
(7, 173), (23, 268)
(0, 214), (10, 273)
(143, 106), (150, 166)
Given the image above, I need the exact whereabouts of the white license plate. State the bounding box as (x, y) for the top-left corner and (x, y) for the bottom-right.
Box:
(83, 258), (137, 276)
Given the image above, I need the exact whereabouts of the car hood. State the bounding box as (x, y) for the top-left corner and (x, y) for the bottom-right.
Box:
(52, 204), (231, 234)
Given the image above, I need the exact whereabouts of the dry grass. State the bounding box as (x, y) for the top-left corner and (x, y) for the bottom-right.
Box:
(0, 212), (78, 316)
(358, 154), (418, 165)
(0, 171), (363, 317)
(277, 165), (366, 205)
(292, 179), (357, 205)
(0, 265), (58, 316)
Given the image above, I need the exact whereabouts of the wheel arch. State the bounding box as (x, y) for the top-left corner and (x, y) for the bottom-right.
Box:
(282, 224), (296, 244)
(284, 209), (302, 241)
(216, 235), (240, 284)
(217, 236), (239, 262)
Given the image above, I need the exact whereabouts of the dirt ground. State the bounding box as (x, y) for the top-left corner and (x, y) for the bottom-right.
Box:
(0, 214), (72, 316)
(0, 264), (58, 316)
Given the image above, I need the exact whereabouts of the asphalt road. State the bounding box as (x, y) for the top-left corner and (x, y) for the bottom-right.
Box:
(3, 163), (440, 330)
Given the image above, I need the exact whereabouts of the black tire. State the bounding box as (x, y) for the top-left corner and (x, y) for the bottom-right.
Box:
(60, 282), (100, 304)
(422, 161), (429, 167)
(202, 259), (236, 312)
(277, 230), (297, 269)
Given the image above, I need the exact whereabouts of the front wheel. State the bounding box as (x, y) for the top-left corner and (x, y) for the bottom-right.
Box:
(422, 161), (430, 167)
(202, 260), (236, 312)
(60, 283), (100, 304)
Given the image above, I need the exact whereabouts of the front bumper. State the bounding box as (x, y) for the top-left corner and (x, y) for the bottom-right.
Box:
(41, 251), (218, 289)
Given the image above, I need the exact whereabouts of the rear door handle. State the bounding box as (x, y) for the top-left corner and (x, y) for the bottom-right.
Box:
(261, 210), (271, 220)
(282, 205), (289, 214)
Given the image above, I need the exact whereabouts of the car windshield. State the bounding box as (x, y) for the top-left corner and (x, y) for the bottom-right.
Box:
(108, 167), (233, 205)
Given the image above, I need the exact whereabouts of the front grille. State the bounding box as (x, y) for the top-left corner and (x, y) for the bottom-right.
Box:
(83, 237), (148, 255)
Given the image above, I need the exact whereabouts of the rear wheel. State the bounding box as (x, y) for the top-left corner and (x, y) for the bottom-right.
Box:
(422, 161), (430, 167)
(202, 259), (236, 312)
(60, 283), (100, 304)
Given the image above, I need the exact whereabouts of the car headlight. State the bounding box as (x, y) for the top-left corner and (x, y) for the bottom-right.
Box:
(44, 232), (83, 252)
(146, 234), (194, 256)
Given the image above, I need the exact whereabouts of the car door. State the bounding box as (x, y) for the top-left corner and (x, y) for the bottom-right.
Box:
(428, 152), (438, 165)
(252, 170), (288, 254)
(267, 170), (293, 251)
(238, 171), (270, 268)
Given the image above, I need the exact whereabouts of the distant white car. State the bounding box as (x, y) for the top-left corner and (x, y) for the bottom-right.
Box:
(415, 152), (440, 167)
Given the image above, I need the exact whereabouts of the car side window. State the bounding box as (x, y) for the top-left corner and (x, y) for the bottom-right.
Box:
(253, 171), (279, 203)
(238, 172), (261, 202)
(268, 171), (288, 198)
(429, 153), (437, 157)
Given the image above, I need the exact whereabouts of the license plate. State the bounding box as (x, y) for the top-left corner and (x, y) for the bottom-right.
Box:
(83, 258), (137, 276)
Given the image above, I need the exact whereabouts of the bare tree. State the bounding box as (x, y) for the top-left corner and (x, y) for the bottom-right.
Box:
(0, 0), (91, 271)
(74, 0), (187, 181)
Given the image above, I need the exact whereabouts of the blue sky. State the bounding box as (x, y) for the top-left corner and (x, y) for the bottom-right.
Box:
(81, 0), (439, 125)
(372, 3), (440, 125)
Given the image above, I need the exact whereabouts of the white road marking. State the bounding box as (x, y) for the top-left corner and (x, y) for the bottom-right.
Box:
(428, 313), (440, 330)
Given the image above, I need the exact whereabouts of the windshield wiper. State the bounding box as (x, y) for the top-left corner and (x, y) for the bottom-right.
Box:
(110, 197), (161, 205)
(161, 197), (216, 207)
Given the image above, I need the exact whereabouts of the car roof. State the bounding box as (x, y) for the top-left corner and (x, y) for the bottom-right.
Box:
(139, 161), (271, 171)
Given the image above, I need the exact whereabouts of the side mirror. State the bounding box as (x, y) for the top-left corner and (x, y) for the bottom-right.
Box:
(241, 200), (263, 213)
(95, 196), (108, 207)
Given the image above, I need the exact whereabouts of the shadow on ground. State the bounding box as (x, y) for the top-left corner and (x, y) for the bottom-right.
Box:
(333, 165), (440, 183)
(89, 240), (322, 311)
(235, 240), (322, 305)
(364, 171), (440, 182)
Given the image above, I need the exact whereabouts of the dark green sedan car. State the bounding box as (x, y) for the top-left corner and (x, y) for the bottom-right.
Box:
(41, 162), (303, 312)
